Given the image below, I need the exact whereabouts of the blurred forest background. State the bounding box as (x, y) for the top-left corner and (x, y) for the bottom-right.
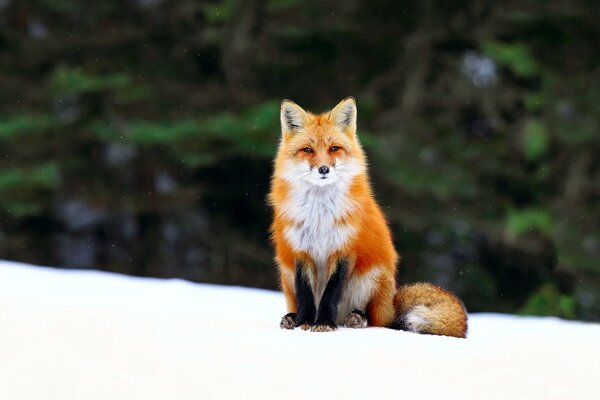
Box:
(1, 0), (599, 320)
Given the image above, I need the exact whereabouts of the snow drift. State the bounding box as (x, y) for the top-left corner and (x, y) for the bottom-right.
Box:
(0, 260), (598, 400)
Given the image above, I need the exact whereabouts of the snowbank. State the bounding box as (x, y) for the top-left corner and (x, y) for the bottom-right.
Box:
(1, 260), (598, 400)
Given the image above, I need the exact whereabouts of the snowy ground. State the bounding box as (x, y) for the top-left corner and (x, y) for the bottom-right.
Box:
(1, 260), (598, 400)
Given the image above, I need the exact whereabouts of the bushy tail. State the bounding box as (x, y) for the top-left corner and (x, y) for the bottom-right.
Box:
(391, 282), (468, 338)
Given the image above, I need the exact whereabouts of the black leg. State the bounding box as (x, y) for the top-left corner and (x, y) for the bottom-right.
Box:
(312, 258), (348, 332)
(294, 260), (316, 329)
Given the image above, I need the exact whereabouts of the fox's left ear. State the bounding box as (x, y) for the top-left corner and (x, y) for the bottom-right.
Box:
(330, 96), (357, 135)
(280, 99), (307, 135)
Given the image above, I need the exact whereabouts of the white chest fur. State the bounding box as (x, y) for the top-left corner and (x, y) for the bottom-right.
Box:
(281, 183), (356, 270)
(281, 184), (378, 320)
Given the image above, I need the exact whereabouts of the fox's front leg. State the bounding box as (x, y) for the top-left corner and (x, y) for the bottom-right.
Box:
(279, 259), (316, 330)
(312, 258), (348, 332)
(288, 259), (317, 330)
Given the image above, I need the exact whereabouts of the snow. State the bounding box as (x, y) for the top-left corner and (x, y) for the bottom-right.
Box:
(1, 260), (599, 400)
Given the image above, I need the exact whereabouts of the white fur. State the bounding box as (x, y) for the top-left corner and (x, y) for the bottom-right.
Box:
(336, 267), (381, 324)
(279, 158), (364, 188)
(280, 160), (363, 267)
(332, 100), (356, 131)
(404, 305), (431, 332)
(280, 102), (306, 132)
(279, 158), (364, 305)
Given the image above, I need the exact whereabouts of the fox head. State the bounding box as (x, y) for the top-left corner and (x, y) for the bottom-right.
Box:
(275, 97), (366, 187)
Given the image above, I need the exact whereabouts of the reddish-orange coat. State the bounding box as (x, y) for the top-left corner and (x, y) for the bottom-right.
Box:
(269, 97), (467, 337)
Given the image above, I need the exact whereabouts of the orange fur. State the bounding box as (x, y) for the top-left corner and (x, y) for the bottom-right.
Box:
(269, 97), (467, 337)
(395, 283), (468, 338)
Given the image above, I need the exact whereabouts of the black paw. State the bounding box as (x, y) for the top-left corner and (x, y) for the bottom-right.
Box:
(310, 320), (337, 332)
(280, 313), (296, 330)
(344, 310), (368, 329)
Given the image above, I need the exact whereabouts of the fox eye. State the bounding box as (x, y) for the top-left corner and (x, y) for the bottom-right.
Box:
(330, 146), (340, 152)
(302, 147), (313, 153)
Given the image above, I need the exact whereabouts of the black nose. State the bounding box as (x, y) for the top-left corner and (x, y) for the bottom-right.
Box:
(318, 165), (330, 175)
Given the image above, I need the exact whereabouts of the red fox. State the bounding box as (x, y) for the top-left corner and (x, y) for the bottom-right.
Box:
(269, 97), (468, 338)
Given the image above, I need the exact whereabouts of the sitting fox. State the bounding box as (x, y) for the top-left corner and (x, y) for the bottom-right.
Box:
(269, 97), (467, 338)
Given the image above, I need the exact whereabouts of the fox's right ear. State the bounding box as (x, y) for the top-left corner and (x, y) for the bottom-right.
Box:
(280, 100), (307, 134)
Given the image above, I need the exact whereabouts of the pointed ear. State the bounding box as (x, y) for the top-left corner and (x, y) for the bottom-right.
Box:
(330, 96), (357, 135)
(280, 99), (307, 134)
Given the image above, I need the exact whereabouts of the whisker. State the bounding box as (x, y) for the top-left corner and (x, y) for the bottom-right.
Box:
(333, 161), (357, 168)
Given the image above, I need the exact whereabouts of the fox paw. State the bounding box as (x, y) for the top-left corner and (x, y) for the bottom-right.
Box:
(310, 321), (336, 332)
(294, 311), (315, 330)
(344, 310), (368, 329)
(280, 313), (296, 330)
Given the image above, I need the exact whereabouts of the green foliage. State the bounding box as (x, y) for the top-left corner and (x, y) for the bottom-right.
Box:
(482, 41), (539, 78)
(520, 284), (576, 319)
(0, 163), (59, 192)
(0, 163), (60, 217)
(92, 102), (279, 166)
(521, 120), (549, 161)
(51, 65), (131, 96)
(506, 208), (553, 238)
(0, 115), (53, 140)
(127, 120), (200, 145)
(202, 0), (236, 23)
(524, 93), (545, 112)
